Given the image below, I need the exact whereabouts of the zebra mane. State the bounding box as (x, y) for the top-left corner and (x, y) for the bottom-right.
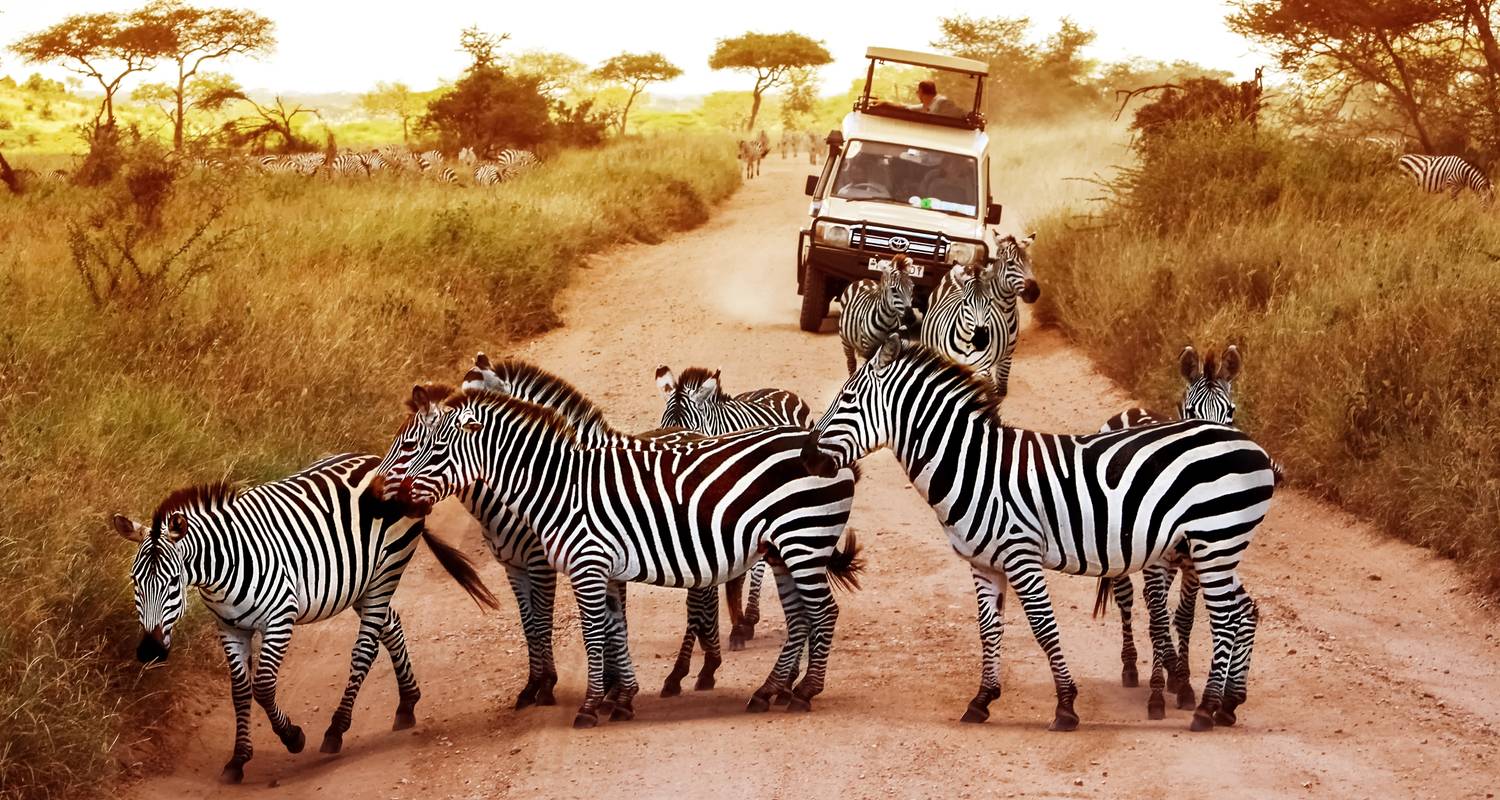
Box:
(151, 481), (241, 532)
(897, 341), (1006, 425)
(674, 367), (727, 400)
(406, 382), (459, 412)
(453, 388), (588, 445)
(457, 358), (618, 437)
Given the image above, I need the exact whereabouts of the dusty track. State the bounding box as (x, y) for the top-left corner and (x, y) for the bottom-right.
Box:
(132, 159), (1498, 799)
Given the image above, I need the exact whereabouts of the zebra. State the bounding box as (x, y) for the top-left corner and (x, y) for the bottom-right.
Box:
(496, 148), (540, 180)
(387, 385), (863, 728)
(329, 152), (369, 178)
(416, 150), (458, 184)
(738, 139), (763, 179)
(473, 162), (503, 186)
(110, 453), (497, 783)
(964, 233), (1040, 396)
(836, 254), (918, 376)
(655, 365), (816, 650)
(803, 336), (1275, 731)
(806, 130), (821, 165)
(1398, 154), (1493, 200)
(919, 262), (995, 373)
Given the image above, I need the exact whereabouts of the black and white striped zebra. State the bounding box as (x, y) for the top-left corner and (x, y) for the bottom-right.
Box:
(111, 453), (497, 783)
(472, 162), (503, 186)
(837, 254), (918, 375)
(496, 148), (540, 180)
(966, 233), (1040, 396)
(416, 149), (458, 184)
(387, 385), (862, 728)
(738, 138), (763, 179)
(804, 336), (1274, 731)
(1398, 154), (1493, 200)
(329, 152), (369, 178)
(655, 365), (816, 650)
(919, 262), (995, 372)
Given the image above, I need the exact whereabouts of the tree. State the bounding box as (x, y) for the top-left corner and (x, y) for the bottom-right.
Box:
(423, 66), (553, 153)
(592, 51), (682, 134)
(509, 50), (590, 99)
(779, 68), (818, 129)
(458, 25), (508, 73)
(709, 32), (831, 130)
(12, 12), (173, 129)
(201, 81), (319, 152)
(933, 14), (1103, 118)
(134, 1), (275, 152)
(360, 81), (424, 143)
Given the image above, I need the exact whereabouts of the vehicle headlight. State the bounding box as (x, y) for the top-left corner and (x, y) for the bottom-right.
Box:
(814, 222), (852, 248)
(946, 242), (984, 267)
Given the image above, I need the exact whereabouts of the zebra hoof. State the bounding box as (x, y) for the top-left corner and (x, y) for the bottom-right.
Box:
(660, 681), (683, 698)
(729, 635), (747, 652)
(319, 729), (343, 754)
(220, 763), (245, 784)
(693, 673), (716, 692)
(596, 699), (616, 717)
(785, 695), (812, 713)
(772, 690), (793, 706)
(1176, 684), (1198, 710)
(1147, 691), (1166, 720)
(746, 694), (771, 713)
(1165, 673), (1180, 693)
(1214, 708), (1238, 727)
(1121, 665), (1139, 688)
(960, 705), (990, 724)
(280, 725), (306, 754)
(1190, 709), (1216, 732)
(572, 711), (599, 729)
(609, 704), (635, 722)
(515, 685), (539, 709)
(536, 686), (557, 707)
(733, 623), (756, 643)
(393, 709), (417, 730)
(1049, 709), (1080, 732)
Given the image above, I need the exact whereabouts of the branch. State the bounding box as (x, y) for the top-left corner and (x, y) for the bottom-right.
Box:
(1112, 83), (1181, 121)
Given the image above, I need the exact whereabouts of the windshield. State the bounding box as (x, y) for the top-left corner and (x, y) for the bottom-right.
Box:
(832, 140), (978, 217)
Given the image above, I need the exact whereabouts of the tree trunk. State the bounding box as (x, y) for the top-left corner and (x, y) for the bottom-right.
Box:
(173, 90), (186, 152)
(1375, 30), (1435, 151)
(620, 87), (641, 136)
(1462, 0), (1500, 148)
(0, 150), (21, 195)
(747, 90), (763, 132)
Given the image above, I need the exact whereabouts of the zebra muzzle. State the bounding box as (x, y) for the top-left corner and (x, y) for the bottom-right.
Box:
(137, 629), (169, 664)
(800, 430), (840, 479)
(1020, 280), (1040, 304)
(972, 326), (992, 353)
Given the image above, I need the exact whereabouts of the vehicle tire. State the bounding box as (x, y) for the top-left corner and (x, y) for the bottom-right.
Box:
(799, 265), (830, 333)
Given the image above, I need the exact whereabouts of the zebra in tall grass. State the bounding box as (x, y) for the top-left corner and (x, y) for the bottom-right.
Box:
(111, 453), (496, 783)
(804, 336), (1274, 731)
(655, 365), (816, 650)
(1398, 154), (1493, 200)
(919, 263), (994, 372)
(387, 384), (862, 728)
(472, 162), (503, 186)
(329, 152), (369, 178)
(497, 148), (540, 179)
(837, 254), (918, 375)
(416, 149), (458, 183)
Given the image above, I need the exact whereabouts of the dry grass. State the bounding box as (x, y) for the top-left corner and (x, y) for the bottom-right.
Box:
(1032, 122), (1500, 595)
(0, 133), (738, 800)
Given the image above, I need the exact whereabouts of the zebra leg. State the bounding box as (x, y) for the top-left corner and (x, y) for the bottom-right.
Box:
(747, 565), (809, 712)
(691, 586), (724, 691)
(528, 553), (560, 707)
(1113, 576), (1139, 688)
(844, 341), (858, 377)
(217, 627), (254, 783)
(661, 599), (697, 698)
(1188, 561), (1244, 732)
(961, 566), (1005, 723)
(1172, 565), (1201, 709)
(1216, 588), (1259, 727)
(1142, 565), (1178, 720)
(598, 581), (629, 716)
(741, 560), (767, 636)
(600, 582), (640, 722)
(503, 563), (544, 710)
(994, 357), (1012, 398)
(725, 572), (749, 651)
(378, 609), (421, 730)
(1004, 555), (1080, 731)
(251, 619), (307, 754)
(319, 606), (384, 754)
(570, 571), (613, 728)
(788, 566), (840, 712)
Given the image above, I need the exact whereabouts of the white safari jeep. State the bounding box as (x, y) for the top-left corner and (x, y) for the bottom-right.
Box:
(797, 47), (1001, 332)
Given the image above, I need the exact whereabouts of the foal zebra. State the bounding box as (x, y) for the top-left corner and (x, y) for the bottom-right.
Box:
(1398, 154), (1494, 200)
(837, 255), (918, 375)
(655, 365), (816, 649)
(805, 336), (1274, 731)
(112, 453), (496, 783)
(389, 386), (861, 728)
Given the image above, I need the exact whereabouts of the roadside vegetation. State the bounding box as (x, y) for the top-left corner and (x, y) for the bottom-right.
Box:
(0, 132), (737, 800)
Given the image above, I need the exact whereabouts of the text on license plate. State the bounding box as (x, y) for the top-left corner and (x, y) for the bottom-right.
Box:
(870, 257), (923, 278)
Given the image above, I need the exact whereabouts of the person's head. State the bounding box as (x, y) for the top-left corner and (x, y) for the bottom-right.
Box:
(917, 80), (937, 104)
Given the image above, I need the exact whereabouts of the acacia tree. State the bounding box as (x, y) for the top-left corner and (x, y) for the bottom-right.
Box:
(779, 68), (818, 130)
(359, 81), (424, 143)
(709, 32), (830, 130)
(136, 1), (275, 152)
(12, 12), (172, 129)
(933, 15), (1101, 118)
(592, 52), (681, 134)
(509, 50), (590, 98)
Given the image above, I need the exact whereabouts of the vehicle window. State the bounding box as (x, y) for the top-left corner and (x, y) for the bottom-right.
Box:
(832, 140), (978, 217)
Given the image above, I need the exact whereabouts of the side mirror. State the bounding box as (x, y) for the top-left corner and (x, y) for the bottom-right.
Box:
(985, 203), (1002, 225)
(804, 175), (819, 197)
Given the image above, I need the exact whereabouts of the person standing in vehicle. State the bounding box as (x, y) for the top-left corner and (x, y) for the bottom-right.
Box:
(913, 80), (963, 118)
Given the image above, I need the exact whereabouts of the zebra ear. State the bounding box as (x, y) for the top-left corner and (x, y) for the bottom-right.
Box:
(874, 333), (903, 372)
(693, 371), (720, 403)
(1179, 346), (1202, 383)
(458, 408), (483, 433)
(655, 366), (677, 399)
(166, 512), (189, 542)
(1020, 232), (1037, 249)
(111, 514), (146, 543)
(474, 352), (492, 371)
(1220, 345), (1242, 382)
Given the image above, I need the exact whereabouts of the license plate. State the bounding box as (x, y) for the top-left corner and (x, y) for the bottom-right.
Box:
(869, 257), (923, 278)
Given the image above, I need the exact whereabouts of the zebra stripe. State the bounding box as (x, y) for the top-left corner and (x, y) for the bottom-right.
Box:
(655, 365), (816, 650)
(837, 255), (917, 375)
(112, 453), (495, 783)
(1398, 154), (1493, 200)
(920, 262), (995, 371)
(808, 337), (1273, 731)
(388, 383), (861, 727)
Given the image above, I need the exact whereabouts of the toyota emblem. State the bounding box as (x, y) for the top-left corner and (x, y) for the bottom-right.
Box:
(888, 236), (910, 252)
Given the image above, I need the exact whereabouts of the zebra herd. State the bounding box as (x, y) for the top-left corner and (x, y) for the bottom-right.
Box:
(189, 144), (540, 186)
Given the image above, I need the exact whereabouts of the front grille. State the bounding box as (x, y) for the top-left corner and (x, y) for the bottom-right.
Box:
(851, 223), (946, 259)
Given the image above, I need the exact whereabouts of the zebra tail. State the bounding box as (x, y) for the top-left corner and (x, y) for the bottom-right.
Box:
(421, 529), (500, 610)
(1271, 459), (1286, 486)
(826, 533), (865, 593)
(1091, 577), (1114, 619)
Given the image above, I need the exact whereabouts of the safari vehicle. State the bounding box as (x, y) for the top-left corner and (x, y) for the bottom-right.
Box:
(797, 47), (1002, 332)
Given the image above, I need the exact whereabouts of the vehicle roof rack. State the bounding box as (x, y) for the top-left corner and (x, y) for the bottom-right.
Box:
(864, 47), (989, 77)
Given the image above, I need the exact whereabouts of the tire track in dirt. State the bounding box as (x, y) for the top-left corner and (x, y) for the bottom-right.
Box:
(130, 158), (1498, 800)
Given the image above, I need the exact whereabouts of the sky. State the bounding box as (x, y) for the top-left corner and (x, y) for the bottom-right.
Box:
(0, 0), (1267, 96)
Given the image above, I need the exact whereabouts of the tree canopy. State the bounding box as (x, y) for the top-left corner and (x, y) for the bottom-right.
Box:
(932, 14), (1100, 119)
(592, 51), (682, 134)
(709, 32), (830, 130)
(12, 11), (174, 129)
(359, 81), (426, 143)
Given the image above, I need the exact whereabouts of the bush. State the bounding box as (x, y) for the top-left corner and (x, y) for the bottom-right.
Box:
(1037, 124), (1500, 594)
(0, 133), (738, 800)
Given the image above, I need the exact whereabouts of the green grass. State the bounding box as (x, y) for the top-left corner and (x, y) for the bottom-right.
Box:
(0, 132), (738, 800)
(1033, 122), (1500, 594)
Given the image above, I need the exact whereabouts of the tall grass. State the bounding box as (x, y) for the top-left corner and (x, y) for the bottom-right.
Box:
(0, 133), (738, 800)
(1035, 122), (1500, 593)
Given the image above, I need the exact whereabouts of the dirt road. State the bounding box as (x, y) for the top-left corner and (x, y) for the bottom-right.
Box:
(132, 158), (1498, 799)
